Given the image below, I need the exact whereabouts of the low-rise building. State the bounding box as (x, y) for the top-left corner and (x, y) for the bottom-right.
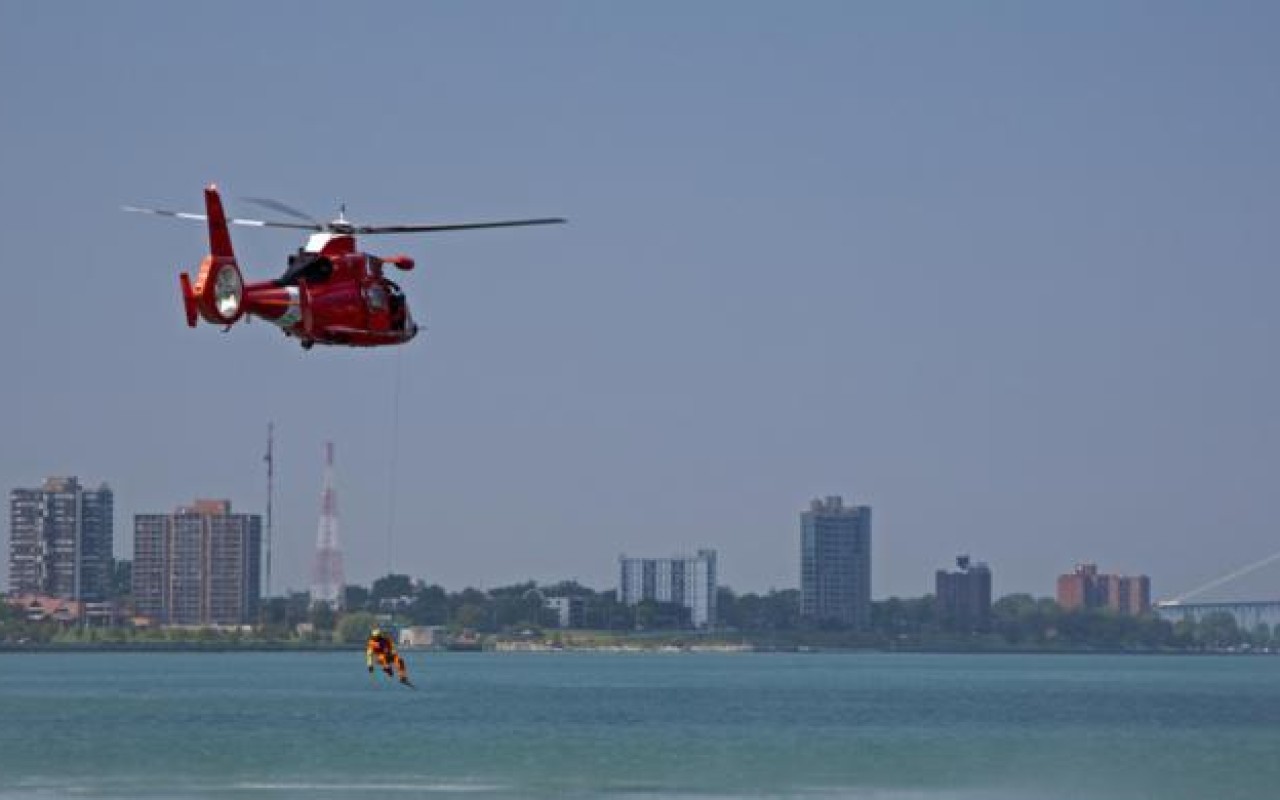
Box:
(400, 625), (448, 649)
(6, 593), (115, 625)
(544, 596), (586, 628)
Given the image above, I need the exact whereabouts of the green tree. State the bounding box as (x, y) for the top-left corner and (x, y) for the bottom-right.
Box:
(1196, 611), (1241, 649)
(634, 600), (691, 630)
(371, 574), (413, 602)
(449, 588), (490, 629)
(541, 580), (594, 598)
(715, 588), (800, 631)
(453, 603), (485, 630)
(310, 602), (336, 633)
(584, 590), (631, 630)
(335, 611), (378, 644)
(992, 594), (1062, 645)
(1170, 617), (1197, 648)
(874, 596), (937, 637)
(717, 587), (739, 628)
(490, 585), (546, 631)
(343, 584), (371, 612)
(407, 584), (449, 625)
(1133, 615), (1175, 649)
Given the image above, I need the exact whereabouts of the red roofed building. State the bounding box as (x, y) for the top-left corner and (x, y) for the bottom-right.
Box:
(1057, 564), (1151, 616)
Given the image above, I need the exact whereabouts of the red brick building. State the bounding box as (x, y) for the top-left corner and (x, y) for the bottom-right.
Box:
(1057, 564), (1150, 615)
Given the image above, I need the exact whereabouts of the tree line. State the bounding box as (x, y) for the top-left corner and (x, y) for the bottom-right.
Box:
(4, 572), (1277, 652)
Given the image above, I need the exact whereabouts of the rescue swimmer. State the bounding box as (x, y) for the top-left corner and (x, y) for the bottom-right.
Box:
(366, 627), (414, 688)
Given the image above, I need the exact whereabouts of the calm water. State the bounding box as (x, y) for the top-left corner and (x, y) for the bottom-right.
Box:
(1, 651), (1278, 799)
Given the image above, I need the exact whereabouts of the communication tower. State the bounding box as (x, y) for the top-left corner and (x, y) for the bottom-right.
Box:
(310, 441), (345, 607)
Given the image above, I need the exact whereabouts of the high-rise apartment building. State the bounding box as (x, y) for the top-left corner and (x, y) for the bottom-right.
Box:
(800, 496), (872, 629)
(935, 555), (993, 632)
(133, 499), (261, 626)
(8, 477), (113, 601)
(1056, 563), (1150, 616)
(619, 549), (718, 628)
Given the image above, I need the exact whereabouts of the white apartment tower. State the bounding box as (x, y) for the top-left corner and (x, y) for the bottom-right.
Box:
(619, 549), (718, 628)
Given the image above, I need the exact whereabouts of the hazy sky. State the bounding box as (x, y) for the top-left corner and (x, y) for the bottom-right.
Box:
(2, 2), (1277, 601)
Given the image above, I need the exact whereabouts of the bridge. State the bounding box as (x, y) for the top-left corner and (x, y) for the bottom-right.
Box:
(1153, 547), (1280, 630)
(1154, 600), (1280, 631)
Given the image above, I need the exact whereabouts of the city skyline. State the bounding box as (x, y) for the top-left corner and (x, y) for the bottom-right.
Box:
(6, 472), (1192, 604)
(3, 4), (1278, 601)
(11, 470), (1280, 608)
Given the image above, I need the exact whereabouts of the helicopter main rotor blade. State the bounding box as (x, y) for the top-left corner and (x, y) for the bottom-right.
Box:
(122, 205), (320, 231)
(240, 196), (322, 225)
(354, 218), (567, 235)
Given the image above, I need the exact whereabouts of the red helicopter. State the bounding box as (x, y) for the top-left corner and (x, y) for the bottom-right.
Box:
(125, 185), (564, 349)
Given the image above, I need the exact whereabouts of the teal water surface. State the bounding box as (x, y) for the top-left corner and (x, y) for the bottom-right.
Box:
(1, 651), (1278, 799)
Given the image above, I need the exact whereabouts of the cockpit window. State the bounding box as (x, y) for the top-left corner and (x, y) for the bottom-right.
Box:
(274, 252), (333, 287)
(365, 283), (388, 311)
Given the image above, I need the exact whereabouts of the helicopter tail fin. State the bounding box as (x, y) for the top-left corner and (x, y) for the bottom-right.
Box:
(203, 184), (236, 261)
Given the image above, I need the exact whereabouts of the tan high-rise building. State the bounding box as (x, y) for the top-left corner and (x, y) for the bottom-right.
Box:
(133, 499), (261, 626)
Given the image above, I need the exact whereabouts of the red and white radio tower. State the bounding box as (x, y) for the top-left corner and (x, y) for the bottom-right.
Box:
(310, 441), (345, 608)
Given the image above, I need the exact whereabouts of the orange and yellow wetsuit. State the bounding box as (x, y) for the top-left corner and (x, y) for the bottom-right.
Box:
(366, 629), (410, 684)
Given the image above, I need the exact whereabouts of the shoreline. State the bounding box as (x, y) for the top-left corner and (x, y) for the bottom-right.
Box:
(0, 641), (1270, 656)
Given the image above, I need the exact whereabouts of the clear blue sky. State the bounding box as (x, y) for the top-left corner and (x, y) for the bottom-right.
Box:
(2, 2), (1277, 600)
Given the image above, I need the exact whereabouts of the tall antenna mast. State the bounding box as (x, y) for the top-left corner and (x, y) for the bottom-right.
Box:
(264, 422), (274, 599)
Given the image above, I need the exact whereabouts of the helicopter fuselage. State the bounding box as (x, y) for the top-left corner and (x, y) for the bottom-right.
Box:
(242, 233), (419, 348)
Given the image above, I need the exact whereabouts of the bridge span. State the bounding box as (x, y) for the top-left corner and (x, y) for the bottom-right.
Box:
(1154, 600), (1280, 631)
(1154, 546), (1280, 629)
